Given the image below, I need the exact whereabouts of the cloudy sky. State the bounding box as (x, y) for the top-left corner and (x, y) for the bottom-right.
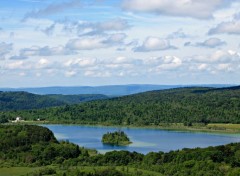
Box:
(0, 0), (240, 87)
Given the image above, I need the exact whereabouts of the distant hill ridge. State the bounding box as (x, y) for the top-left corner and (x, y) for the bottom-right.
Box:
(0, 84), (234, 96)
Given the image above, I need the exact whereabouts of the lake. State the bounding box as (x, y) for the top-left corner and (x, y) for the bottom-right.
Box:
(43, 125), (240, 154)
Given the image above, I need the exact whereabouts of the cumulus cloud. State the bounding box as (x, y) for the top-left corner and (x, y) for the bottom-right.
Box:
(167, 29), (190, 39)
(184, 38), (226, 48)
(208, 12), (240, 35)
(23, 0), (81, 21)
(64, 58), (97, 68)
(56, 18), (130, 36)
(5, 61), (31, 70)
(84, 70), (111, 77)
(189, 50), (240, 63)
(65, 70), (77, 77)
(122, 0), (225, 19)
(36, 58), (50, 69)
(0, 42), (13, 58)
(208, 21), (240, 35)
(9, 56), (28, 60)
(42, 23), (55, 36)
(187, 49), (240, 73)
(5, 58), (54, 71)
(66, 33), (127, 50)
(144, 56), (182, 71)
(97, 19), (130, 31)
(134, 37), (177, 52)
(18, 45), (75, 57)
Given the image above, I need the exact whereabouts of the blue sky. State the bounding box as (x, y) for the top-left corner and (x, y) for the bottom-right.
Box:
(0, 0), (240, 87)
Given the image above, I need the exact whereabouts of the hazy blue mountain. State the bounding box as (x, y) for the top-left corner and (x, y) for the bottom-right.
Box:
(0, 84), (234, 96)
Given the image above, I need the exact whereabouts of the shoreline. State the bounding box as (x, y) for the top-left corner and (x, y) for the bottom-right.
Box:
(11, 121), (240, 134)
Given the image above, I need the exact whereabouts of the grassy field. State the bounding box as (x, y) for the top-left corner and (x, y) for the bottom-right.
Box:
(207, 123), (240, 132)
(0, 166), (163, 176)
(0, 167), (40, 176)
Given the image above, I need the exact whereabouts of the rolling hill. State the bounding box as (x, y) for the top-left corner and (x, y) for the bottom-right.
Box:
(0, 91), (108, 111)
(2, 86), (240, 124)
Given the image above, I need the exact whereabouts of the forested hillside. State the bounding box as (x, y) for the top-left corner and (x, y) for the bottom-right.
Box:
(48, 94), (108, 104)
(0, 91), (66, 111)
(0, 91), (108, 111)
(2, 86), (239, 125)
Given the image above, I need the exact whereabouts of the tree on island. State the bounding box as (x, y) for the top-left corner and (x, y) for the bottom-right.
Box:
(102, 130), (132, 146)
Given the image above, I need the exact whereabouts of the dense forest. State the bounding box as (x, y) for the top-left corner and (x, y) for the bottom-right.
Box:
(1, 86), (240, 125)
(1, 124), (240, 176)
(48, 94), (108, 104)
(0, 91), (108, 111)
(102, 131), (132, 146)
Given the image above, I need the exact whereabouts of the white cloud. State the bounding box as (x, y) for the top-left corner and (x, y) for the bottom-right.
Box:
(0, 42), (12, 58)
(197, 63), (209, 71)
(66, 33), (127, 50)
(36, 58), (50, 69)
(19, 72), (26, 77)
(97, 19), (130, 31)
(187, 50), (240, 73)
(65, 70), (77, 77)
(190, 50), (240, 63)
(54, 18), (130, 37)
(6, 61), (30, 70)
(66, 38), (105, 50)
(84, 70), (111, 77)
(122, 0), (225, 19)
(19, 45), (75, 57)
(185, 38), (226, 48)
(167, 29), (190, 39)
(64, 58), (97, 68)
(23, 0), (81, 21)
(216, 63), (233, 72)
(208, 20), (240, 35)
(209, 12), (240, 35)
(134, 37), (177, 52)
(144, 55), (182, 73)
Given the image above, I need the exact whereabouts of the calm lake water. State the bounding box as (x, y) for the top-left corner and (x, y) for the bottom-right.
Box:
(43, 125), (240, 154)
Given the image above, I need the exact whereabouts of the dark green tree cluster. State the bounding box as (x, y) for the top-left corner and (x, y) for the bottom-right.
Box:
(2, 86), (240, 125)
(0, 91), (108, 111)
(0, 91), (66, 111)
(102, 131), (132, 146)
(0, 125), (88, 166)
(48, 94), (108, 104)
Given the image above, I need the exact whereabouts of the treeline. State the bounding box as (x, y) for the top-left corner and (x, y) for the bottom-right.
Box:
(0, 91), (108, 111)
(2, 86), (240, 125)
(2, 125), (240, 175)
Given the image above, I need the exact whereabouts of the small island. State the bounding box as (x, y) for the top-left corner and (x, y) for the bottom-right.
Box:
(102, 131), (132, 146)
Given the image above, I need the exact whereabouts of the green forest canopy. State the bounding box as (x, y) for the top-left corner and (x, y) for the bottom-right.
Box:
(102, 131), (132, 146)
(0, 91), (108, 111)
(1, 86), (240, 125)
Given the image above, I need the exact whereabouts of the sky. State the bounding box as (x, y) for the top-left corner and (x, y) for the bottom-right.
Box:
(0, 0), (240, 87)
